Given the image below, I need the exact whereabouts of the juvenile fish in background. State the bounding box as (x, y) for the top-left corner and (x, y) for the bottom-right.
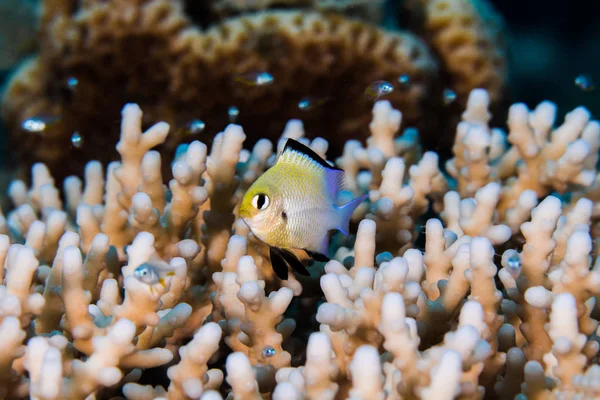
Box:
(298, 96), (334, 112)
(133, 262), (175, 286)
(71, 132), (83, 149)
(181, 119), (206, 136)
(21, 115), (60, 134)
(234, 71), (274, 87)
(133, 263), (160, 285)
(228, 106), (240, 123)
(442, 88), (457, 105)
(575, 74), (595, 92)
(365, 80), (394, 101)
(239, 139), (368, 279)
(397, 74), (411, 89)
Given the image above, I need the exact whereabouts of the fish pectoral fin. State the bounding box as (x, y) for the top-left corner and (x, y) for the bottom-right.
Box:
(279, 248), (311, 276)
(304, 249), (330, 263)
(270, 247), (290, 280)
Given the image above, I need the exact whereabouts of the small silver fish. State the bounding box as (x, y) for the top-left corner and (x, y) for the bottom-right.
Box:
(133, 263), (160, 285)
(71, 132), (83, 149)
(228, 106), (240, 123)
(365, 80), (394, 101)
(397, 74), (410, 89)
(66, 77), (79, 91)
(185, 119), (206, 135)
(443, 88), (457, 105)
(507, 254), (521, 270)
(575, 74), (595, 92)
(298, 96), (333, 112)
(240, 139), (368, 279)
(234, 71), (274, 86)
(262, 345), (276, 358)
(21, 115), (59, 134)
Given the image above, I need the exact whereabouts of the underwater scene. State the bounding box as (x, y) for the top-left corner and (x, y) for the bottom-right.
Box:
(0, 0), (599, 399)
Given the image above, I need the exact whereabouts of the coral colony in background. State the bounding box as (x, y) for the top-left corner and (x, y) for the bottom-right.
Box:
(1, 0), (506, 181)
(1, 1), (600, 400)
(1, 87), (600, 399)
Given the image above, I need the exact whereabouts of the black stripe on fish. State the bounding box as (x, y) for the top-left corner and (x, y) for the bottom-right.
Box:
(304, 249), (330, 262)
(283, 138), (343, 171)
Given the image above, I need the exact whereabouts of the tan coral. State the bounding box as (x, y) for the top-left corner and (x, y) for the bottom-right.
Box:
(2, 1), (437, 182)
(0, 89), (600, 399)
(212, 0), (385, 26)
(423, 0), (507, 105)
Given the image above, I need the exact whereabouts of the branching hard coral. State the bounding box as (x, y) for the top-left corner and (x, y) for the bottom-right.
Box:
(0, 88), (599, 399)
(316, 230), (507, 398)
(163, 321), (224, 398)
(0, 101), (249, 398)
(335, 102), (446, 255)
(202, 125), (246, 275)
(446, 88), (599, 219)
(211, 251), (295, 393)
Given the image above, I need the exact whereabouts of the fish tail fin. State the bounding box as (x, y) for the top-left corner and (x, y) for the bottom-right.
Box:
(336, 194), (368, 236)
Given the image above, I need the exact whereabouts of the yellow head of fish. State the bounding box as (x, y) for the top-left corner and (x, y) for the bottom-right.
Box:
(239, 177), (287, 245)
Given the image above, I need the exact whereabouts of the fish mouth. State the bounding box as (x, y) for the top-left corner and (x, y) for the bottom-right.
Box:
(239, 208), (251, 220)
(239, 207), (255, 230)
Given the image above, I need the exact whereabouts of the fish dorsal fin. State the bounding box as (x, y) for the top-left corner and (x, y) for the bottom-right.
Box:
(279, 139), (345, 201)
(281, 138), (343, 171)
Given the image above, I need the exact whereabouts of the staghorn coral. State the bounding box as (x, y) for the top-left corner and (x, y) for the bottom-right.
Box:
(1, 89), (599, 399)
(0, 0), (508, 185)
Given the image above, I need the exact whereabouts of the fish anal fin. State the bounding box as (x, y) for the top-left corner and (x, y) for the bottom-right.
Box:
(270, 247), (289, 280)
(304, 249), (330, 262)
(279, 248), (310, 276)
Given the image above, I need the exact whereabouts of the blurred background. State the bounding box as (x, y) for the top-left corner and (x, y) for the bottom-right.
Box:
(489, 0), (600, 119)
(0, 0), (599, 170)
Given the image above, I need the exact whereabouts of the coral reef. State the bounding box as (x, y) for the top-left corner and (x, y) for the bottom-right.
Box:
(0, 0), (505, 183)
(0, 88), (599, 399)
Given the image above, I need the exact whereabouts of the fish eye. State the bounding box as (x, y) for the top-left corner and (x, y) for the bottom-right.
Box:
(252, 193), (270, 211)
